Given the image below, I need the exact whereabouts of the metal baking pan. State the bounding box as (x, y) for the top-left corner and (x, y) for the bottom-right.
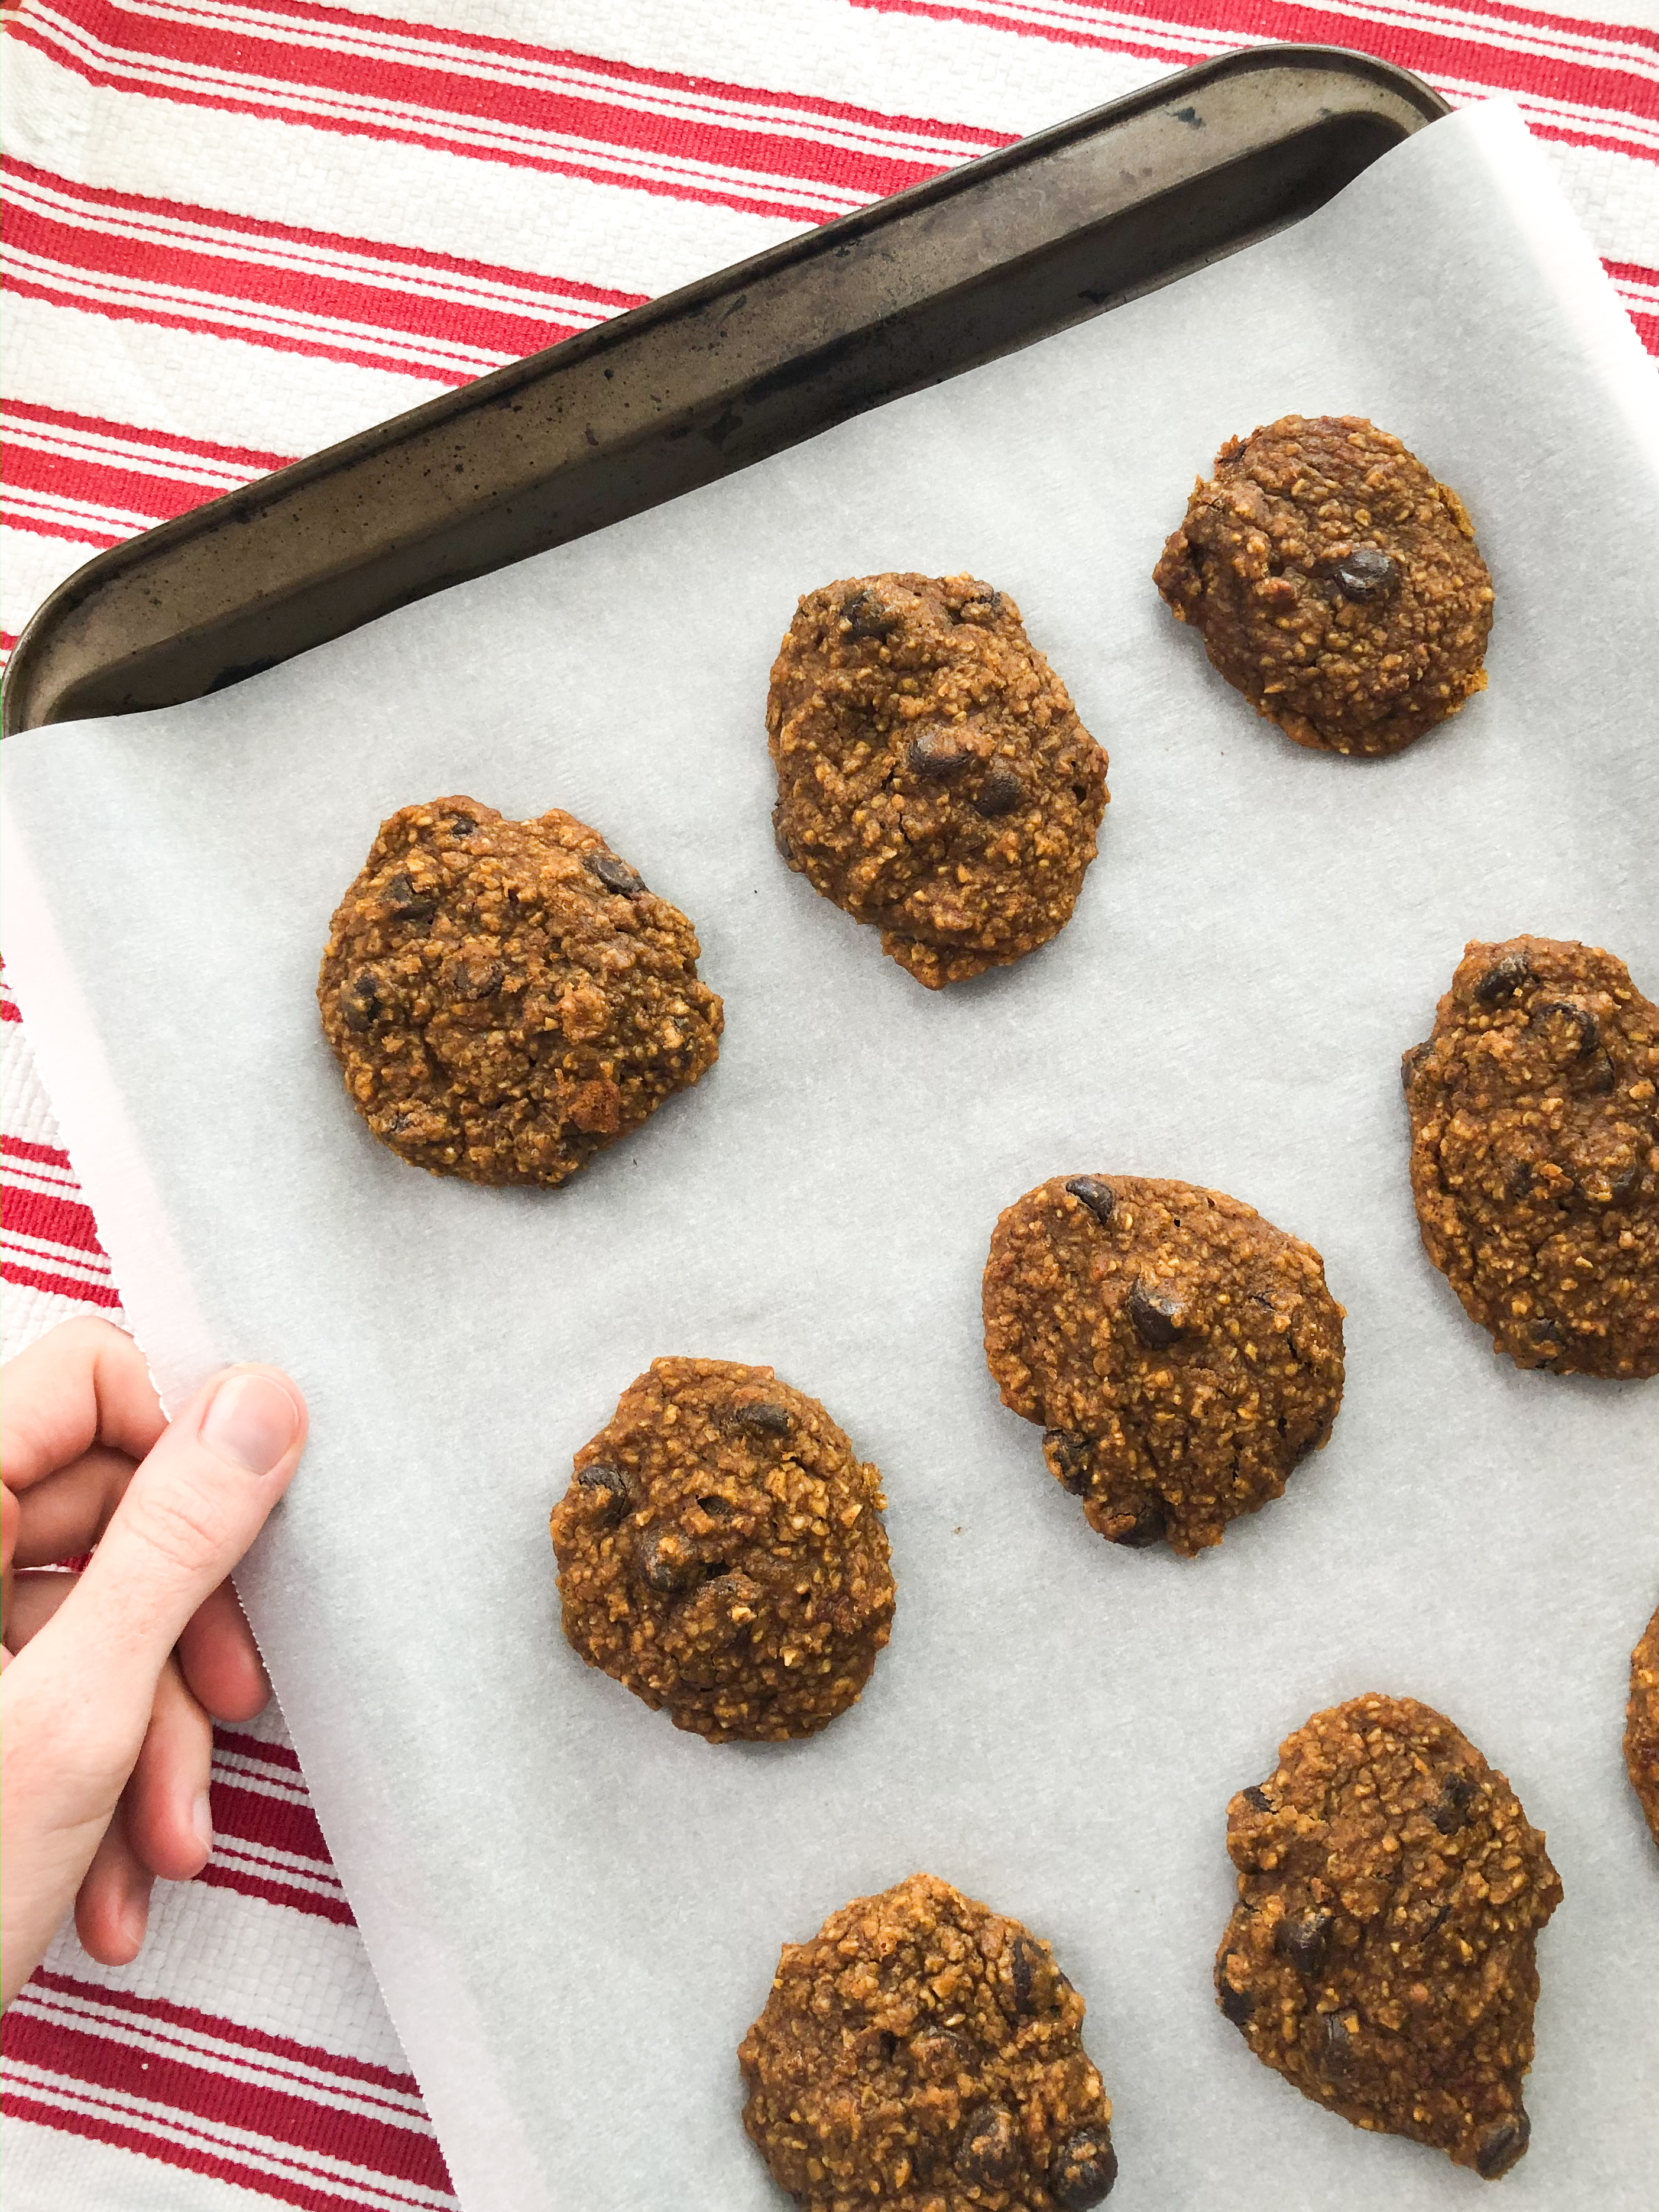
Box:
(0, 42), (1447, 739)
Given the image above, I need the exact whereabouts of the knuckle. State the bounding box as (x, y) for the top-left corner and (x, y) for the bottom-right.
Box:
(122, 1474), (230, 1579)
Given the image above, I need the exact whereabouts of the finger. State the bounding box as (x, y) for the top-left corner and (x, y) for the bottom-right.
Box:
(74, 1799), (153, 1968)
(10, 1444), (138, 1567)
(0, 1317), (164, 1494)
(124, 1656), (214, 1883)
(177, 1580), (270, 1722)
(41, 1364), (306, 1758)
(3, 1568), (77, 1656)
(1, 1479), (17, 1630)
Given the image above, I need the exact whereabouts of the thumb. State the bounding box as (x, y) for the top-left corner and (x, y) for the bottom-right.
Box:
(60, 1365), (306, 1737)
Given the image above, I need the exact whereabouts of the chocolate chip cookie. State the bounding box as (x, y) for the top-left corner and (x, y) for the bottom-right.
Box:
(1216, 1693), (1561, 2179)
(549, 1358), (893, 1743)
(318, 797), (721, 1186)
(1153, 416), (1493, 757)
(1628, 1598), (1659, 1851)
(740, 1871), (1117, 2210)
(1402, 936), (1659, 1378)
(767, 574), (1109, 988)
(983, 1175), (1344, 1556)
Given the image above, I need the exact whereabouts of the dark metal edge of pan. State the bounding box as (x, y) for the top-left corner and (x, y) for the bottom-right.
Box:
(1, 42), (1447, 737)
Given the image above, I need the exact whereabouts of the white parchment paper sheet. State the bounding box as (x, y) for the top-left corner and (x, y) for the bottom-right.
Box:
(4, 100), (1657, 2212)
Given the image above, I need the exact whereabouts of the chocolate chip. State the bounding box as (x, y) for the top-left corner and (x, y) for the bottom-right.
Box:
(455, 956), (503, 1000)
(955, 2104), (1021, 2188)
(576, 1463), (636, 1521)
(381, 872), (437, 922)
(1331, 545), (1399, 601)
(1113, 1495), (1168, 1549)
(440, 811), (478, 839)
(1242, 1785), (1274, 1813)
(636, 1528), (702, 1594)
(1316, 2009), (1357, 2072)
(1607, 1160), (1642, 1208)
(909, 2028), (970, 2080)
(1044, 1429), (1091, 1495)
(1534, 999), (1599, 1058)
(1582, 1049), (1616, 1095)
(840, 589), (897, 641)
(1009, 1934), (1056, 2015)
(1064, 1176), (1116, 1226)
(1275, 1910), (1333, 1977)
(1218, 1975), (1255, 2026)
(1431, 1771), (1476, 1834)
(905, 726), (973, 781)
(340, 970), (385, 1031)
(1474, 2110), (1530, 2179)
(959, 588), (1007, 625)
(584, 851), (646, 896)
(771, 804), (794, 863)
(1475, 952), (1532, 1003)
(734, 1398), (792, 1436)
(1128, 1281), (1184, 1349)
(1050, 2127), (1117, 2208)
(1527, 1316), (1563, 1346)
(1401, 1039), (1431, 1092)
(1505, 1158), (1534, 1200)
(973, 762), (1025, 817)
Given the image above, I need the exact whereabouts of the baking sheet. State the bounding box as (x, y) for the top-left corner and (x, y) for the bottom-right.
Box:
(4, 98), (1658, 2212)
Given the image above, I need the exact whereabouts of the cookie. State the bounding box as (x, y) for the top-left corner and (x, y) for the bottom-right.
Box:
(1216, 1693), (1561, 2179)
(1628, 1599), (1659, 1851)
(1402, 935), (1659, 1378)
(549, 1358), (893, 1742)
(1153, 415), (1493, 757)
(318, 797), (721, 1186)
(982, 1175), (1344, 1556)
(739, 1871), (1117, 2211)
(766, 574), (1109, 989)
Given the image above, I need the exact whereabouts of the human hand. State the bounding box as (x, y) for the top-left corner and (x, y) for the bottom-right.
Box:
(1, 1317), (306, 2008)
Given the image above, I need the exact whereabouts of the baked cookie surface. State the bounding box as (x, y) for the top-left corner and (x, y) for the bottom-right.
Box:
(549, 1358), (893, 1743)
(1216, 1694), (1561, 2179)
(1402, 935), (1659, 1378)
(766, 573), (1108, 988)
(739, 1871), (1117, 2211)
(1152, 414), (1493, 757)
(1628, 1599), (1659, 1851)
(982, 1175), (1344, 1556)
(317, 796), (721, 1186)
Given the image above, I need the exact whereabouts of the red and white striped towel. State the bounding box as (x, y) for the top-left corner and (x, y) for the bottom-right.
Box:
(2, 4), (1655, 2205)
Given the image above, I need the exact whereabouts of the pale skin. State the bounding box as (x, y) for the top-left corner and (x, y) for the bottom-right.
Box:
(1, 1317), (307, 2009)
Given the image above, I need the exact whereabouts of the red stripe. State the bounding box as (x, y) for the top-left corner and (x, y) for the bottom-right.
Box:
(197, 1861), (357, 1926)
(0, 996), (24, 1022)
(849, 1), (1659, 138)
(3, 432), (251, 532)
(0, 2095), (446, 2211)
(2, 158), (643, 384)
(3, 389), (296, 472)
(22, 1970), (423, 2097)
(0, 1259), (122, 1307)
(0, 1135), (75, 1168)
(216, 1726), (305, 1775)
(1604, 257), (1659, 283)
(210, 1774), (337, 1872)
(6, 1), (1005, 223)
(0, 1181), (109, 1258)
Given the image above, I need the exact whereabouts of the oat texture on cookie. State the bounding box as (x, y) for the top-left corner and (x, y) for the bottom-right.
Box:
(1153, 415), (1493, 757)
(740, 1871), (1117, 2211)
(317, 796), (722, 1186)
(1402, 935), (1659, 1378)
(1215, 1695), (1561, 2180)
(549, 1358), (893, 1743)
(766, 573), (1109, 988)
(982, 1175), (1345, 1556)
(1627, 1599), (1659, 1852)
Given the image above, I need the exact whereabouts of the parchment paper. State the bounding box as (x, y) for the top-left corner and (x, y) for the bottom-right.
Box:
(4, 100), (1657, 2212)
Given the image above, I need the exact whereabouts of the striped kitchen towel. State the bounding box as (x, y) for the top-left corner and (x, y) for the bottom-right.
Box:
(2, 4), (1654, 2207)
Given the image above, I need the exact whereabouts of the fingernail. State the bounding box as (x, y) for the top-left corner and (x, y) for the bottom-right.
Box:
(192, 1790), (214, 1858)
(202, 1371), (299, 1475)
